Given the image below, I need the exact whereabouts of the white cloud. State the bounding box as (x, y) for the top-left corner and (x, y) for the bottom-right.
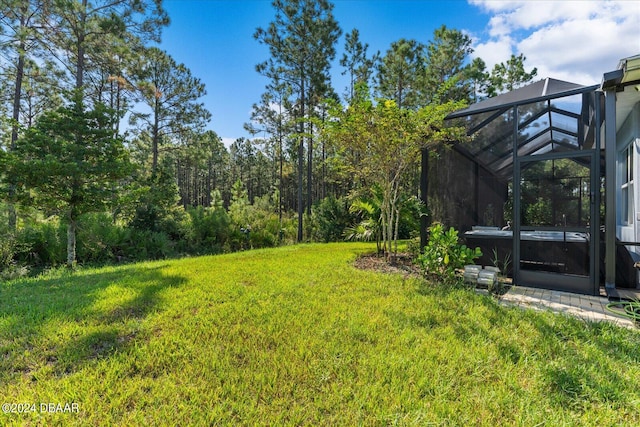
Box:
(221, 137), (236, 148)
(221, 136), (266, 150)
(469, 0), (640, 84)
(472, 37), (514, 71)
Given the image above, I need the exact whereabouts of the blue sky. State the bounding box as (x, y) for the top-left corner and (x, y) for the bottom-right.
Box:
(158, 0), (640, 145)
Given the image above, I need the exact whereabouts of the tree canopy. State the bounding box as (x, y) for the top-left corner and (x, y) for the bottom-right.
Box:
(4, 95), (132, 266)
(324, 84), (466, 259)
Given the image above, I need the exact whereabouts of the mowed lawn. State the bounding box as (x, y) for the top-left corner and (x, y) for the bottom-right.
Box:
(1, 243), (639, 426)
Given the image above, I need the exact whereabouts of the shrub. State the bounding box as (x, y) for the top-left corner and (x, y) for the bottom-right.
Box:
(0, 231), (30, 279)
(311, 196), (353, 242)
(14, 220), (66, 267)
(0, 232), (17, 271)
(122, 228), (174, 261)
(76, 213), (129, 264)
(397, 196), (424, 240)
(417, 222), (482, 284)
(228, 185), (288, 250)
(186, 205), (232, 254)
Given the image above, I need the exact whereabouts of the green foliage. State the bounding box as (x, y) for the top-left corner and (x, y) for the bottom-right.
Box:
(121, 229), (174, 261)
(185, 205), (232, 254)
(311, 195), (353, 242)
(340, 28), (377, 101)
(491, 247), (512, 277)
(8, 213), (178, 268)
(227, 182), (295, 250)
(228, 180), (251, 227)
(7, 97), (132, 216)
(2, 190), (301, 273)
(417, 222), (482, 284)
(0, 223), (30, 279)
(130, 47), (211, 173)
(76, 213), (128, 264)
(130, 161), (187, 240)
(12, 219), (66, 267)
(344, 192), (382, 257)
(423, 25), (474, 104)
(375, 38), (424, 109)
(325, 88), (466, 260)
(487, 53), (538, 97)
(396, 195), (424, 240)
(4, 96), (132, 267)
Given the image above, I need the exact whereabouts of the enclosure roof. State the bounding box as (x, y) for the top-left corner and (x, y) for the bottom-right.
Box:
(446, 78), (597, 120)
(444, 77), (600, 180)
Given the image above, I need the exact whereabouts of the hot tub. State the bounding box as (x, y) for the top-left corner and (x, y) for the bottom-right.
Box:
(464, 228), (590, 276)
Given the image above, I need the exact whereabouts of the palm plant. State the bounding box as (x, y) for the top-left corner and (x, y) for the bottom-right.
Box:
(344, 187), (384, 255)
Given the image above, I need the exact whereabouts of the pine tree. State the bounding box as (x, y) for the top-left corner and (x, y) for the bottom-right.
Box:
(340, 28), (378, 102)
(245, 77), (294, 221)
(375, 38), (424, 110)
(130, 47), (211, 175)
(6, 95), (132, 267)
(0, 0), (50, 229)
(255, 0), (341, 241)
(423, 25), (474, 104)
(487, 53), (538, 97)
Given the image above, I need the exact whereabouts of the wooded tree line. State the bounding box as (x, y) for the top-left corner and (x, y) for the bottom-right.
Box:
(0, 0), (537, 271)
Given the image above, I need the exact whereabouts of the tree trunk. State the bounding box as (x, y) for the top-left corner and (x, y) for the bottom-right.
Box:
(152, 96), (160, 175)
(67, 211), (77, 268)
(8, 7), (28, 231)
(278, 109), (284, 224)
(307, 121), (312, 216)
(297, 79), (305, 242)
(207, 157), (212, 207)
(76, 0), (87, 90)
(65, 0), (87, 269)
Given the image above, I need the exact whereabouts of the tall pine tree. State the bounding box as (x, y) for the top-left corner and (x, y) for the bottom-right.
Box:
(254, 0), (341, 241)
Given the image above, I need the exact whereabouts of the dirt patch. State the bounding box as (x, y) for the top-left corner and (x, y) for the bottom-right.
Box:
(353, 253), (422, 278)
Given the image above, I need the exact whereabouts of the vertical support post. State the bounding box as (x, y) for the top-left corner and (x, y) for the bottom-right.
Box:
(604, 89), (617, 290)
(592, 91), (603, 295)
(420, 147), (429, 251)
(512, 106), (521, 285)
(474, 161), (479, 225)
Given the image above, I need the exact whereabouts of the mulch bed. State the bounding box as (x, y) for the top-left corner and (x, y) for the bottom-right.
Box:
(353, 253), (422, 278)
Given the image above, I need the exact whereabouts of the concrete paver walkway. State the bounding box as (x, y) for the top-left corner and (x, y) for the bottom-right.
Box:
(482, 286), (637, 329)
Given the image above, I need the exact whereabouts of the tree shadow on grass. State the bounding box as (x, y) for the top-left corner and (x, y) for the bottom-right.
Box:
(0, 264), (187, 380)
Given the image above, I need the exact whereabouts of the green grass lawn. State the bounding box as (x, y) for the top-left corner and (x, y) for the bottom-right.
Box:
(1, 242), (639, 426)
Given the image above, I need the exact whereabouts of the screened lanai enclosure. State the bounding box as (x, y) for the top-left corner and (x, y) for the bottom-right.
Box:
(423, 55), (640, 296)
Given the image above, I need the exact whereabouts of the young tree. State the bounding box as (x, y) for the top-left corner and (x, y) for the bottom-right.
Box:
(229, 137), (256, 201)
(325, 85), (466, 261)
(254, 0), (341, 241)
(5, 95), (131, 267)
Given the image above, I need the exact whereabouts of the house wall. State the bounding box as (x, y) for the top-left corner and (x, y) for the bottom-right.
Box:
(427, 146), (508, 232)
(616, 102), (640, 286)
(616, 102), (640, 241)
